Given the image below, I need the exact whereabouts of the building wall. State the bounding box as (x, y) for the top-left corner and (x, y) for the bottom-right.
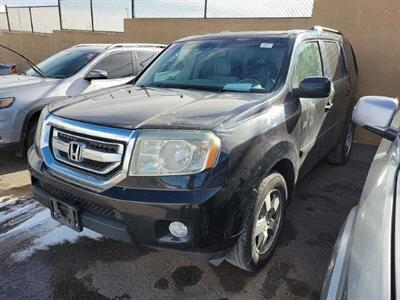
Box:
(0, 0), (399, 144)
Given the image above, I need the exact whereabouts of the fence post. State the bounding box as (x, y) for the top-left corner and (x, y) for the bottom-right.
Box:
(204, 0), (207, 18)
(131, 0), (135, 18)
(90, 0), (94, 31)
(28, 7), (34, 33)
(58, 0), (63, 30)
(5, 5), (10, 31)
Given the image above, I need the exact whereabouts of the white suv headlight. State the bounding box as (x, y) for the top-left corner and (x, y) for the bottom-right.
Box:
(129, 130), (221, 176)
(0, 97), (15, 109)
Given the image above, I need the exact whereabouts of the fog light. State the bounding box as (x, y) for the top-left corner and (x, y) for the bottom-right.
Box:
(169, 221), (188, 238)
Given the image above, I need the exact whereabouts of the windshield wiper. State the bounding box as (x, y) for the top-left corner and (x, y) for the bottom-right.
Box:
(137, 84), (150, 97)
(0, 44), (46, 78)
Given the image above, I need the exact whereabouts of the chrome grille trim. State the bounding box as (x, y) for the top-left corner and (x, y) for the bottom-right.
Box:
(40, 114), (137, 192)
(51, 128), (124, 175)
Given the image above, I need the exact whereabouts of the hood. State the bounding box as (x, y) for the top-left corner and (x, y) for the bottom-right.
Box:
(50, 86), (272, 131)
(0, 75), (62, 99)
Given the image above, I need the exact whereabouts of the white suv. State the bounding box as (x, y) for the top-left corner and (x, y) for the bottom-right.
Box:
(0, 43), (165, 153)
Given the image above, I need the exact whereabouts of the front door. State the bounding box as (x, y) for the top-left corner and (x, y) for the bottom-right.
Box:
(82, 51), (136, 94)
(292, 41), (331, 166)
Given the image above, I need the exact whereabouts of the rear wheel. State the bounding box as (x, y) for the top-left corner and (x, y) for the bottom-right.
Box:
(327, 121), (355, 165)
(226, 172), (287, 272)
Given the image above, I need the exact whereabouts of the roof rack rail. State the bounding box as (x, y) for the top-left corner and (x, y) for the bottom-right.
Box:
(73, 44), (111, 48)
(107, 43), (166, 49)
(311, 25), (342, 35)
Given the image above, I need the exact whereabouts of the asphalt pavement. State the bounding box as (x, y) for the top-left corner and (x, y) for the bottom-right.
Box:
(0, 143), (377, 300)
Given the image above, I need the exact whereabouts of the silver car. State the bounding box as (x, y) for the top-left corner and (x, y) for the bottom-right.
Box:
(0, 43), (165, 153)
(321, 95), (400, 299)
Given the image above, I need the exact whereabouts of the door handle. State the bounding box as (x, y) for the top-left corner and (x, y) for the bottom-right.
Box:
(345, 90), (351, 96)
(325, 101), (333, 112)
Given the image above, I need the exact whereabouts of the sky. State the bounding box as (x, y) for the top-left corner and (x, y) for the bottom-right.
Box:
(0, 0), (57, 6)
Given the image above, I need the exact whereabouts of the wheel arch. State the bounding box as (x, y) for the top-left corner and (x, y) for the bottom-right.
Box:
(224, 139), (299, 239)
(20, 107), (42, 146)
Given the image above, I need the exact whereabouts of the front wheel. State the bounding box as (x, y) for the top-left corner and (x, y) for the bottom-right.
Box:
(226, 172), (287, 272)
(327, 121), (355, 165)
(24, 119), (38, 157)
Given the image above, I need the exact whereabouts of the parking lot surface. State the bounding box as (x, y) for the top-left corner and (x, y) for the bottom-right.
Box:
(0, 143), (377, 300)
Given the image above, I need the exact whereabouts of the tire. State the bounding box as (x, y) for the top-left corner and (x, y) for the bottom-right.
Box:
(327, 121), (355, 165)
(24, 119), (38, 157)
(226, 172), (288, 272)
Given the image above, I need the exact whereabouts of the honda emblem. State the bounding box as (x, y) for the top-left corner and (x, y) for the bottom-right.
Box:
(68, 141), (85, 162)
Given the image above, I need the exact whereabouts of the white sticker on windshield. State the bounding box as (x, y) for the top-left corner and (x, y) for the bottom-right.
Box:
(260, 43), (274, 49)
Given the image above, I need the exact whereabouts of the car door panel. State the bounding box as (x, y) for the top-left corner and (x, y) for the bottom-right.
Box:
(292, 41), (332, 168)
(81, 77), (135, 94)
(81, 51), (135, 95)
(321, 41), (353, 145)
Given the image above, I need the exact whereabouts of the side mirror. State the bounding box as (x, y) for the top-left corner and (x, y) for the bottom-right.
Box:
(353, 96), (399, 141)
(293, 77), (331, 98)
(86, 69), (108, 81)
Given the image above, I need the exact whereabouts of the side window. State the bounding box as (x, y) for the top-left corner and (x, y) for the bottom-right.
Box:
(93, 52), (134, 79)
(344, 42), (359, 76)
(134, 51), (158, 75)
(323, 41), (347, 81)
(293, 42), (323, 87)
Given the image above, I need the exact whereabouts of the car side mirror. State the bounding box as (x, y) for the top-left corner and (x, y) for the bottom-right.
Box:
(86, 69), (108, 81)
(293, 77), (331, 98)
(353, 96), (399, 141)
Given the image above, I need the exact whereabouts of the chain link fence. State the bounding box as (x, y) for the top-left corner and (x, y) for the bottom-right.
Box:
(8, 7), (31, 32)
(135, 0), (205, 18)
(93, 0), (132, 31)
(1, 0), (314, 33)
(31, 6), (61, 33)
(60, 0), (92, 31)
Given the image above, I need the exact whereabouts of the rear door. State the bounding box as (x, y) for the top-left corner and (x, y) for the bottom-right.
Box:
(321, 41), (352, 144)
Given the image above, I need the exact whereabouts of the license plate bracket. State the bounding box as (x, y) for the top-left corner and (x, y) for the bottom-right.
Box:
(49, 198), (82, 232)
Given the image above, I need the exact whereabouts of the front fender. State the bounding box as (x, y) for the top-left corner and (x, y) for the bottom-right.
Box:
(223, 137), (299, 239)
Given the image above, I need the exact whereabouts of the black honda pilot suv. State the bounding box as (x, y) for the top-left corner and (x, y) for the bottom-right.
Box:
(29, 26), (359, 271)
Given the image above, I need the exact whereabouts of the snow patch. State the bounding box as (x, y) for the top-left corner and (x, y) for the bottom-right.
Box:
(12, 221), (102, 262)
(1, 198), (103, 261)
(0, 201), (40, 224)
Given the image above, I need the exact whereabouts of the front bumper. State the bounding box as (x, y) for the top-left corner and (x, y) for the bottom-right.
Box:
(29, 147), (238, 261)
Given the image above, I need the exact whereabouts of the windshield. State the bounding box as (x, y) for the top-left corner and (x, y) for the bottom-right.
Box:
(136, 38), (289, 93)
(25, 49), (101, 79)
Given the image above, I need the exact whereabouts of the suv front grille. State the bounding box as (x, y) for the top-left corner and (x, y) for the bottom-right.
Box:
(39, 181), (123, 221)
(57, 131), (120, 153)
(51, 128), (124, 176)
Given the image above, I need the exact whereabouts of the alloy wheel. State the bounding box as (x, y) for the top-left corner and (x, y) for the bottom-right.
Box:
(254, 189), (283, 254)
(344, 123), (354, 157)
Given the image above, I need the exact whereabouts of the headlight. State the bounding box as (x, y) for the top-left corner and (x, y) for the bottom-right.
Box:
(34, 107), (48, 154)
(0, 97), (15, 109)
(129, 130), (221, 176)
